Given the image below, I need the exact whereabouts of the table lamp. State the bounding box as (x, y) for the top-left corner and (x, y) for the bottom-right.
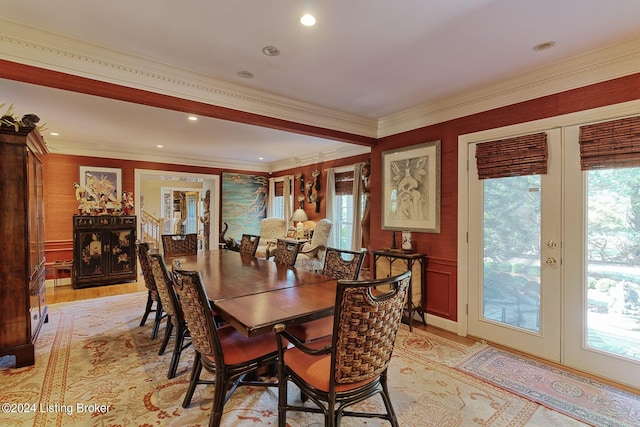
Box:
(291, 208), (309, 239)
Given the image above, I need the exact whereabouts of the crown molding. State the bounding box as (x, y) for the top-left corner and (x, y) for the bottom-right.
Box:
(378, 36), (640, 137)
(47, 138), (370, 173)
(47, 139), (271, 172)
(0, 19), (377, 138)
(268, 144), (371, 172)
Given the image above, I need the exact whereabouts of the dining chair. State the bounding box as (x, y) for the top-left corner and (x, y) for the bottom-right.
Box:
(161, 233), (198, 256)
(173, 269), (279, 427)
(136, 242), (164, 339)
(272, 239), (304, 267)
(238, 233), (260, 257)
(286, 247), (366, 342)
(148, 253), (192, 379)
(274, 270), (411, 427)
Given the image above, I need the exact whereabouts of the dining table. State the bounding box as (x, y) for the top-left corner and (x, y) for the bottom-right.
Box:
(166, 249), (338, 337)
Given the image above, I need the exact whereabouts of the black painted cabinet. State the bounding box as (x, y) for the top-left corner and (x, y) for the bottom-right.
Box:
(72, 215), (137, 288)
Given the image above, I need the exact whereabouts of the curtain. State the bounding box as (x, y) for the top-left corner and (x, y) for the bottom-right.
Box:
(267, 177), (277, 217)
(283, 175), (293, 228)
(351, 162), (364, 251)
(325, 168), (336, 247)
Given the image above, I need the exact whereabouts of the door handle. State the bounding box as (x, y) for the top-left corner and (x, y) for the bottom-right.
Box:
(545, 257), (557, 265)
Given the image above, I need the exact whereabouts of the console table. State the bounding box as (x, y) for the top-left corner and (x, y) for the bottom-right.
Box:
(372, 249), (427, 331)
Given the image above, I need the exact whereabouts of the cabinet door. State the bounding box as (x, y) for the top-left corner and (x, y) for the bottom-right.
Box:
(108, 228), (135, 276)
(76, 230), (107, 279)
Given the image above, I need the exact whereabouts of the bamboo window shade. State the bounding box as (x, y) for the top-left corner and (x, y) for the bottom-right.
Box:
(335, 171), (354, 195)
(475, 132), (548, 179)
(274, 180), (284, 196)
(579, 115), (640, 170)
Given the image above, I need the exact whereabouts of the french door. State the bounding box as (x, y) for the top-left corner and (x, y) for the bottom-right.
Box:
(467, 129), (562, 361)
(464, 119), (640, 389)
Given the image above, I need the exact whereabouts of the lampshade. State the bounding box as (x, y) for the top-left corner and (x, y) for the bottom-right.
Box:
(290, 208), (309, 222)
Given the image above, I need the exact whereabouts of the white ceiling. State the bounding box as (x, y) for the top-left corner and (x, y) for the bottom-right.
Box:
(2, 0), (640, 171)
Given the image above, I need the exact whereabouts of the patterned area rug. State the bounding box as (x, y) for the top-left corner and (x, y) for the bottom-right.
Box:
(1, 292), (597, 426)
(456, 346), (640, 427)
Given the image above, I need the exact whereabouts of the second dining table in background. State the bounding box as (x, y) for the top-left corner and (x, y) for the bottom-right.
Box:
(165, 249), (338, 337)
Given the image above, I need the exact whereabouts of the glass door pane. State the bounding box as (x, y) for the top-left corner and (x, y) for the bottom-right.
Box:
(586, 168), (640, 361)
(483, 175), (541, 332)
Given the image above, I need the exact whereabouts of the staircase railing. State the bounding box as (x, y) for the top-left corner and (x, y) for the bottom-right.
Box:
(140, 209), (164, 251)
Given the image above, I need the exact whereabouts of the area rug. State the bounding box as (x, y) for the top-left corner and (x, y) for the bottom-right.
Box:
(456, 346), (640, 427)
(1, 292), (595, 426)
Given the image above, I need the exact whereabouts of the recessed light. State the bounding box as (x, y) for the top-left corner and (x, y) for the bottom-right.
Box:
(300, 13), (316, 26)
(259, 157), (264, 161)
(188, 116), (198, 121)
(156, 144), (164, 148)
(533, 41), (555, 51)
(237, 70), (255, 79)
(262, 46), (280, 57)
(49, 132), (59, 136)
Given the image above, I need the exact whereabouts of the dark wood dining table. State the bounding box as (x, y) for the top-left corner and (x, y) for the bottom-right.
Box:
(166, 250), (337, 337)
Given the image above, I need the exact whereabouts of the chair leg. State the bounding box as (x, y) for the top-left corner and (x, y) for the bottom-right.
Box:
(278, 367), (288, 427)
(380, 372), (400, 427)
(209, 371), (227, 427)
(182, 355), (202, 408)
(140, 290), (153, 326)
(151, 300), (163, 340)
(159, 317), (173, 355)
(168, 323), (186, 379)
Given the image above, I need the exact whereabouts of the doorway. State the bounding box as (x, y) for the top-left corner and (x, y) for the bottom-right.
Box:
(458, 101), (640, 389)
(134, 169), (219, 252)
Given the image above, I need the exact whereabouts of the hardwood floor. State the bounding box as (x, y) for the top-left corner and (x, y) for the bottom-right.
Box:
(46, 279), (146, 304)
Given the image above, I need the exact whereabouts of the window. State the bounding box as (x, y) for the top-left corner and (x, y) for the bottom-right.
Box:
(272, 180), (285, 218)
(334, 171), (356, 250)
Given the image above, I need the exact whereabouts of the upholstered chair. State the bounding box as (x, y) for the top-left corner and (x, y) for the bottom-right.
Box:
(275, 270), (411, 427)
(295, 218), (333, 269)
(148, 253), (192, 379)
(238, 234), (260, 257)
(136, 242), (164, 339)
(161, 233), (198, 257)
(255, 218), (287, 258)
(173, 269), (279, 427)
(286, 247), (366, 342)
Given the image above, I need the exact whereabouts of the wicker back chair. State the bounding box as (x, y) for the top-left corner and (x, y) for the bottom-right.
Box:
(239, 234), (260, 257)
(148, 253), (191, 379)
(136, 242), (164, 339)
(287, 247), (366, 342)
(161, 233), (198, 257)
(275, 270), (411, 427)
(272, 239), (304, 267)
(173, 269), (279, 427)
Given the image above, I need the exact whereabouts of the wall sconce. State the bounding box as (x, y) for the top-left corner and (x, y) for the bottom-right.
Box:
(295, 172), (304, 194)
(312, 169), (320, 192)
(306, 180), (314, 202)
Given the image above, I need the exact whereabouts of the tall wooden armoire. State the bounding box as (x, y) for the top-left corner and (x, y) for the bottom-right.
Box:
(0, 124), (48, 367)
